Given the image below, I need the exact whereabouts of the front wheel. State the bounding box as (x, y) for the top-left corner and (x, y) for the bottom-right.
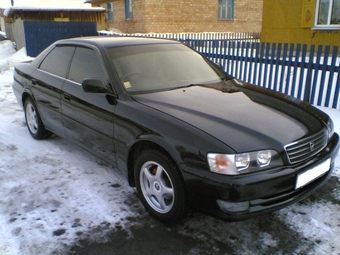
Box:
(24, 97), (51, 140)
(134, 149), (187, 223)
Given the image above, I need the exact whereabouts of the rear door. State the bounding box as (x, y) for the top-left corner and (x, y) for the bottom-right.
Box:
(61, 46), (117, 165)
(30, 46), (75, 134)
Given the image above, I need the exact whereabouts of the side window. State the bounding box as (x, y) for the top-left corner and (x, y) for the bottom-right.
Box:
(40, 46), (75, 78)
(68, 47), (107, 84)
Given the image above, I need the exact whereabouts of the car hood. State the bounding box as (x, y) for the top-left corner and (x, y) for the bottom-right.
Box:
(131, 80), (323, 152)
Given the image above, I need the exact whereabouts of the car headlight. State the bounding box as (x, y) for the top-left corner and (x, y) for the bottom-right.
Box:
(207, 150), (282, 175)
(257, 150), (272, 167)
(235, 153), (250, 170)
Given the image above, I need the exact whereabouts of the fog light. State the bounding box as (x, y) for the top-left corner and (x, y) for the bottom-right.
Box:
(217, 199), (250, 213)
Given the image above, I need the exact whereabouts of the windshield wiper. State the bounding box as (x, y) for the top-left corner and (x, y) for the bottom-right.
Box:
(170, 84), (203, 90)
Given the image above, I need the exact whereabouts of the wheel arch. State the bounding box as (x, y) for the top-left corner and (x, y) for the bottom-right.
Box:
(22, 91), (34, 106)
(127, 140), (183, 187)
(22, 92), (52, 140)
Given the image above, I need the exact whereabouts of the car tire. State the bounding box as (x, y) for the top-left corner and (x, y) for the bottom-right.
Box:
(24, 97), (51, 140)
(134, 149), (187, 223)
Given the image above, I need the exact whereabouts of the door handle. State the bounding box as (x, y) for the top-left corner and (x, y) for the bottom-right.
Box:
(31, 79), (37, 85)
(63, 93), (71, 101)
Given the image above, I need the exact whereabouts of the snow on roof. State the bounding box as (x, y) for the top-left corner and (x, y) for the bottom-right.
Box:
(4, 6), (105, 17)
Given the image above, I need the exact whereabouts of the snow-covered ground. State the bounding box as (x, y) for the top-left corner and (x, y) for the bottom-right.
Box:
(0, 39), (340, 255)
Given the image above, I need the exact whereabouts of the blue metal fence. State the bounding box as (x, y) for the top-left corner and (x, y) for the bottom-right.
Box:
(24, 21), (98, 57)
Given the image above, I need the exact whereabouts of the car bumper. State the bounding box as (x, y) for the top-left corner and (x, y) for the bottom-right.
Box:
(12, 76), (25, 107)
(181, 132), (340, 221)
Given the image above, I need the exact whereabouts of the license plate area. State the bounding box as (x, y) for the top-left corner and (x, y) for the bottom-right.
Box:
(295, 159), (331, 189)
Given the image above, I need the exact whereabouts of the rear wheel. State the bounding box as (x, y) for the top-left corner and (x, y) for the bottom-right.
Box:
(134, 149), (187, 223)
(24, 97), (51, 140)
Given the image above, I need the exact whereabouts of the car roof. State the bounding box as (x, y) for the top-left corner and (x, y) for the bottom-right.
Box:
(31, 36), (183, 69)
(55, 36), (181, 48)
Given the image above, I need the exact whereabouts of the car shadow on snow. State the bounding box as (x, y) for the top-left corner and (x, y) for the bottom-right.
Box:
(68, 193), (323, 255)
(69, 174), (340, 255)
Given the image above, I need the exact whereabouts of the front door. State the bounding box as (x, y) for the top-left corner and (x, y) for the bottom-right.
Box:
(61, 46), (117, 166)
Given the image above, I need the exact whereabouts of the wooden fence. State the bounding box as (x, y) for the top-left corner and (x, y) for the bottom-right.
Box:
(98, 31), (261, 42)
(183, 40), (339, 109)
(102, 32), (340, 109)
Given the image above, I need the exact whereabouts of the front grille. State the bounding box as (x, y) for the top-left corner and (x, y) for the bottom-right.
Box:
(285, 129), (328, 164)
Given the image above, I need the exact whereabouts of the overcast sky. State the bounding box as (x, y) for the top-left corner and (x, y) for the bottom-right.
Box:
(0, 0), (90, 8)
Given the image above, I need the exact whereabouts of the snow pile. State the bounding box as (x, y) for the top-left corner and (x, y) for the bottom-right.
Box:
(4, 6), (104, 17)
(0, 0), (91, 9)
(0, 40), (17, 73)
(279, 201), (340, 255)
(98, 29), (123, 36)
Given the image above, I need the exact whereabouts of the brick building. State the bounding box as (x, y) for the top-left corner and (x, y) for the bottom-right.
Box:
(86, 0), (263, 33)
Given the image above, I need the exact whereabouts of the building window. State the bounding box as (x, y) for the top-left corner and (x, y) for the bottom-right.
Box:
(107, 2), (114, 22)
(218, 0), (234, 20)
(125, 0), (133, 20)
(315, 0), (340, 29)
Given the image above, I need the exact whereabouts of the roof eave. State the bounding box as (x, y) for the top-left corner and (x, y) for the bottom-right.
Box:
(5, 6), (105, 17)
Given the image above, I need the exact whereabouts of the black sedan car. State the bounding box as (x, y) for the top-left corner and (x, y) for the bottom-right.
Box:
(13, 36), (339, 223)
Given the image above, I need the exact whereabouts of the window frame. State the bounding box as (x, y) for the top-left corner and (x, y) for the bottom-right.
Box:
(125, 0), (133, 20)
(314, 0), (340, 30)
(218, 0), (234, 20)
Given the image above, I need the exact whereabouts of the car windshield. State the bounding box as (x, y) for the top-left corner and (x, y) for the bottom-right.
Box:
(107, 43), (230, 93)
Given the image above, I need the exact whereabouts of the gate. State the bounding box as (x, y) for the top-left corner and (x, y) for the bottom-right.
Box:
(24, 21), (97, 57)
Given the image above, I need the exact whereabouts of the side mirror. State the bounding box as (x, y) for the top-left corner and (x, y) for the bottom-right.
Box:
(82, 78), (108, 93)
